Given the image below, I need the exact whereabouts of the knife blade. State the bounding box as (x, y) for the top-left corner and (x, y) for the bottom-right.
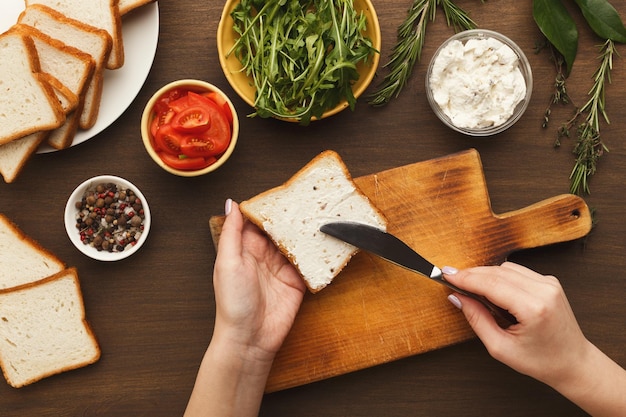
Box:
(320, 221), (517, 326)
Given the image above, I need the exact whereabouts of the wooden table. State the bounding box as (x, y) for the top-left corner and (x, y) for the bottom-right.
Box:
(1, 1), (625, 415)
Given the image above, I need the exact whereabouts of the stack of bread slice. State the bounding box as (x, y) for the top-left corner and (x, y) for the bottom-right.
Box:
(0, 213), (100, 388)
(0, 0), (155, 183)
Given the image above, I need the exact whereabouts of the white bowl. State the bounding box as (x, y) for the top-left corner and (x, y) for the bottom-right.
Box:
(425, 29), (533, 136)
(65, 175), (151, 261)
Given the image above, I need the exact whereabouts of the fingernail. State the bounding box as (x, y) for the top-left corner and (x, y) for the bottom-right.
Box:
(448, 294), (463, 310)
(224, 198), (233, 216)
(442, 266), (458, 275)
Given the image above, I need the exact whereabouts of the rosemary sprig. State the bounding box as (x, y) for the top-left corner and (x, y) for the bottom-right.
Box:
(559, 39), (615, 195)
(367, 0), (477, 106)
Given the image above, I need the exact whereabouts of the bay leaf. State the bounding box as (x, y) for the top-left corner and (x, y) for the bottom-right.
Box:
(574, 0), (626, 42)
(533, 0), (578, 75)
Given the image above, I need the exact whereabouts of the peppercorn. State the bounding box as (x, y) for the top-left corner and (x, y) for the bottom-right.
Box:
(74, 182), (146, 253)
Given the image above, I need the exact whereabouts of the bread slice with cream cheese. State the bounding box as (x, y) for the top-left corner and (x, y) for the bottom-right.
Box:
(0, 267), (100, 388)
(240, 150), (388, 293)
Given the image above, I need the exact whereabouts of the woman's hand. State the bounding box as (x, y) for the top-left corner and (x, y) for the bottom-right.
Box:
(184, 199), (306, 417)
(443, 262), (587, 385)
(212, 199), (306, 360)
(443, 262), (626, 417)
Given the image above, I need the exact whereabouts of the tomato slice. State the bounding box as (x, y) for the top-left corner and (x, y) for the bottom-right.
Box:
(204, 91), (234, 125)
(154, 124), (184, 155)
(167, 95), (191, 113)
(179, 135), (227, 158)
(154, 88), (186, 114)
(171, 106), (211, 134)
(158, 152), (217, 171)
(186, 92), (232, 153)
(150, 109), (175, 138)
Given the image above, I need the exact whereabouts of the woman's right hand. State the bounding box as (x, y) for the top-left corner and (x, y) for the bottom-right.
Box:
(443, 262), (626, 417)
(442, 262), (588, 387)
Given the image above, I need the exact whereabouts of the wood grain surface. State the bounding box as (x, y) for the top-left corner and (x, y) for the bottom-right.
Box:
(211, 149), (592, 392)
(0, 1), (625, 416)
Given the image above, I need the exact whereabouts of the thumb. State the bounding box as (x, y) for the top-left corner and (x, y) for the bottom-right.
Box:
(216, 199), (244, 261)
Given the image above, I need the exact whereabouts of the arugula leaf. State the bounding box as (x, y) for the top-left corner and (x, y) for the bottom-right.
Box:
(574, 0), (626, 42)
(533, 0), (578, 75)
(229, 0), (377, 125)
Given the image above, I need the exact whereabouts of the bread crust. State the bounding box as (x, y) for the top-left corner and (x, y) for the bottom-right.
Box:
(119, 0), (155, 16)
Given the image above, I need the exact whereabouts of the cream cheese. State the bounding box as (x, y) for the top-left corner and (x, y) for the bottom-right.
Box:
(429, 37), (527, 130)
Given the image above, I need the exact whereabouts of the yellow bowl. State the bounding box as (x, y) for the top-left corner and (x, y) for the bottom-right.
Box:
(217, 0), (381, 122)
(140, 79), (239, 177)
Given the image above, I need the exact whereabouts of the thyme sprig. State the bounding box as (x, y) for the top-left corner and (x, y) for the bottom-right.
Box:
(536, 41), (570, 130)
(558, 39), (615, 195)
(367, 0), (478, 106)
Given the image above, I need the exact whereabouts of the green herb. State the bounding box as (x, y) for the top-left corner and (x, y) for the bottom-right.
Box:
(367, 0), (478, 106)
(228, 0), (377, 125)
(558, 39), (615, 195)
(534, 0), (626, 194)
(535, 40), (570, 130)
(533, 0), (579, 76)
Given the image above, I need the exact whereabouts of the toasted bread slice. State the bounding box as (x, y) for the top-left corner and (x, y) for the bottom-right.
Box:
(19, 4), (112, 129)
(26, 0), (124, 70)
(0, 31), (65, 145)
(0, 268), (101, 388)
(240, 151), (388, 293)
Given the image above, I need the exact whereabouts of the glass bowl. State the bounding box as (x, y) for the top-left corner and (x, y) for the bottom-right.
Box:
(425, 29), (533, 136)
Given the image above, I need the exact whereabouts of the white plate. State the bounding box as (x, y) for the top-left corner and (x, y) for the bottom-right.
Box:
(0, 0), (160, 153)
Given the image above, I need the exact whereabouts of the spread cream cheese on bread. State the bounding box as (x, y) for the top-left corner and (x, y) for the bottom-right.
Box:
(240, 150), (387, 293)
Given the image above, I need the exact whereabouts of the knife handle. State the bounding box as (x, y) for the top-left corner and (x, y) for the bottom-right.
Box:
(434, 275), (518, 327)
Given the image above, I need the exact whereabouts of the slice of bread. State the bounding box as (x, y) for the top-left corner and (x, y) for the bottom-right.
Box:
(39, 71), (79, 113)
(0, 267), (101, 388)
(0, 213), (65, 290)
(119, 0), (155, 16)
(0, 31), (65, 145)
(240, 150), (388, 293)
(0, 132), (49, 183)
(26, 0), (124, 70)
(0, 72), (76, 183)
(18, 4), (113, 129)
(14, 25), (95, 149)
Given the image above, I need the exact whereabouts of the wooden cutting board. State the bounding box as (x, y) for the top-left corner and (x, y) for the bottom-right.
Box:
(208, 149), (592, 393)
